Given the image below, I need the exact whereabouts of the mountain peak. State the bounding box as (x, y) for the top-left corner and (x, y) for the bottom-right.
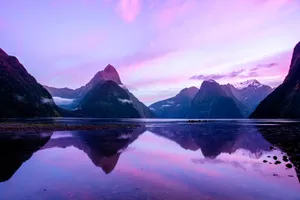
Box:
(104, 64), (117, 73)
(284, 41), (300, 83)
(294, 41), (300, 54)
(0, 48), (8, 56)
(201, 79), (220, 88)
(197, 79), (226, 99)
(233, 79), (262, 90)
(178, 87), (199, 99)
(204, 79), (217, 83)
(88, 64), (122, 87)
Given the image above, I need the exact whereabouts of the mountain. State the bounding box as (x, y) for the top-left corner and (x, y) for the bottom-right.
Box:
(128, 92), (156, 118)
(232, 80), (273, 111)
(78, 80), (154, 118)
(251, 41), (300, 118)
(189, 80), (243, 118)
(233, 79), (262, 89)
(0, 48), (60, 118)
(45, 64), (154, 118)
(149, 79), (270, 118)
(221, 80), (273, 116)
(78, 81), (140, 118)
(149, 87), (199, 118)
(45, 64), (123, 99)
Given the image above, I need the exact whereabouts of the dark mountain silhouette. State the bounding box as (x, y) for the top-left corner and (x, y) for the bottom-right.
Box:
(0, 132), (52, 182)
(189, 80), (243, 118)
(79, 81), (142, 118)
(221, 84), (252, 117)
(0, 48), (60, 118)
(42, 126), (145, 174)
(149, 87), (198, 118)
(251, 42), (300, 118)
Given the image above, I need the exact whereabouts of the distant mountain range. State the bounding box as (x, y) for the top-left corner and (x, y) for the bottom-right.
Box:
(251, 41), (300, 118)
(3, 41), (300, 119)
(45, 64), (155, 118)
(150, 79), (272, 118)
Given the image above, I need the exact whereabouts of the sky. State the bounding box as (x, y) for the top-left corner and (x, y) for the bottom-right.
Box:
(0, 0), (300, 105)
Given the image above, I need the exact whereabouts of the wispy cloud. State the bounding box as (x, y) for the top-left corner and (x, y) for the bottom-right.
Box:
(118, 98), (132, 104)
(41, 97), (54, 104)
(190, 69), (245, 80)
(116, 0), (141, 22)
(257, 62), (278, 68)
(53, 97), (75, 105)
(249, 62), (278, 73)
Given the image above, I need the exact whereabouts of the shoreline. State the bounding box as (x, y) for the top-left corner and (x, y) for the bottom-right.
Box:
(0, 123), (141, 133)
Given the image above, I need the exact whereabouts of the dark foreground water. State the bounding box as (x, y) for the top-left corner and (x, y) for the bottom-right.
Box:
(0, 119), (300, 200)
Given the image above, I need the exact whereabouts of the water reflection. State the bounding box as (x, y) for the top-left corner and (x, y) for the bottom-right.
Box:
(41, 126), (146, 174)
(149, 123), (270, 158)
(0, 132), (52, 182)
(0, 121), (299, 200)
(148, 123), (300, 183)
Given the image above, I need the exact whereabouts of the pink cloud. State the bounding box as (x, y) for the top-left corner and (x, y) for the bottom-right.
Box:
(115, 0), (141, 22)
(154, 0), (197, 28)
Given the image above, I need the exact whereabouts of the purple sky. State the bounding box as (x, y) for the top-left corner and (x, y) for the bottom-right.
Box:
(1, 0), (300, 104)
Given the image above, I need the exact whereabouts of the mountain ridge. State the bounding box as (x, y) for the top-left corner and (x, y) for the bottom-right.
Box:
(149, 87), (199, 118)
(189, 80), (243, 118)
(45, 64), (122, 99)
(251, 41), (300, 118)
(150, 79), (272, 118)
(0, 48), (61, 118)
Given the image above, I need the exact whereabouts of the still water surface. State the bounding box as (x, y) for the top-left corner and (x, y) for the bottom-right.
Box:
(0, 119), (299, 200)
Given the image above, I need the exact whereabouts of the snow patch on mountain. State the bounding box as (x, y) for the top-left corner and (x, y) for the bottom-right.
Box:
(233, 79), (262, 90)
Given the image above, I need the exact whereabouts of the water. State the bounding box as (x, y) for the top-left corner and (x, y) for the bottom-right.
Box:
(0, 119), (300, 200)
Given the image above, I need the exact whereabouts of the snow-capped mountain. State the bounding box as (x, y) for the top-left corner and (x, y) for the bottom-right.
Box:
(233, 79), (263, 90)
(225, 79), (273, 114)
(149, 79), (273, 118)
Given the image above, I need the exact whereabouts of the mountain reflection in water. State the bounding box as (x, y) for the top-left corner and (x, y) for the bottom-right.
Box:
(0, 120), (299, 200)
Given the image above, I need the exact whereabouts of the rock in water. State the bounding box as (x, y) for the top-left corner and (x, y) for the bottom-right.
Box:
(251, 42), (300, 118)
(0, 48), (60, 118)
